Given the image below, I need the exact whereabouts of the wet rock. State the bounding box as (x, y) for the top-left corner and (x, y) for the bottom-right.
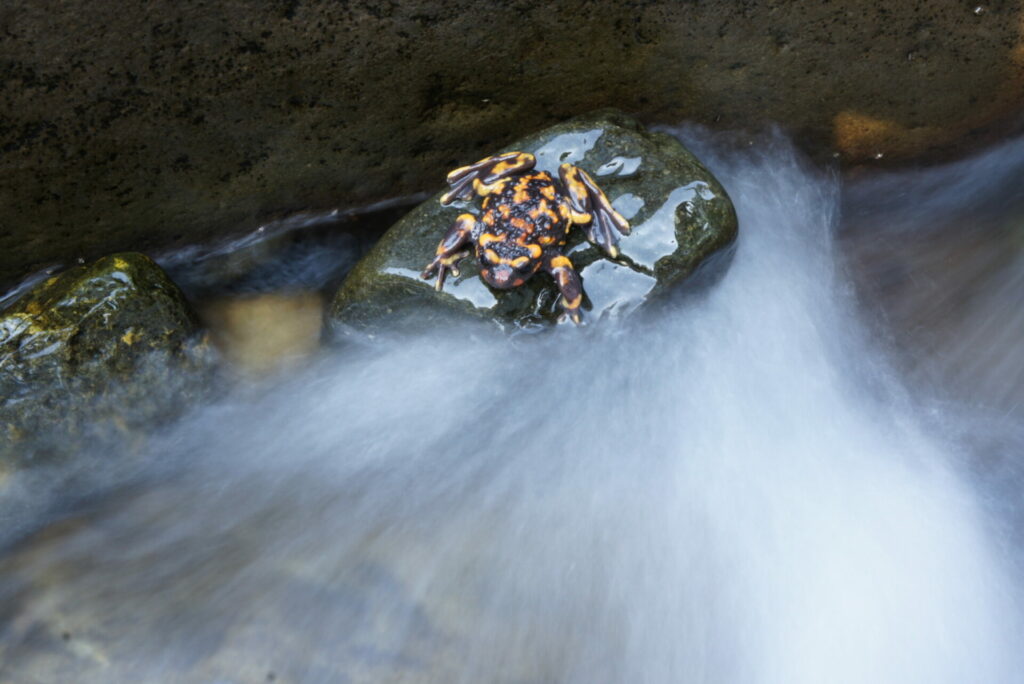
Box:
(328, 111), (737, 335)
(0, 253), (215, 464)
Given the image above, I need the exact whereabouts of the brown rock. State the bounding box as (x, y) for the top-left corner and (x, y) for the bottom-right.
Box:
(3, 1), (1023, 287)
(202, 292), (323, 375)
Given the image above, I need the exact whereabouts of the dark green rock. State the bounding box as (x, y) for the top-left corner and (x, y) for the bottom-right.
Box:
(328, 111), (737, 335)
(0, 253), (215, 465)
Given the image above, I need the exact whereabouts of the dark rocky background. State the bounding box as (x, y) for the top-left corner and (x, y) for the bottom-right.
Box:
(3, 0), (1024, 287)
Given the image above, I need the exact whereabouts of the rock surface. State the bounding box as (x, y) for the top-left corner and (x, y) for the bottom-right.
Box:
(3, 2), (1024, 287)
(329, 111), (737, 334)
(0, 253), (215, 464)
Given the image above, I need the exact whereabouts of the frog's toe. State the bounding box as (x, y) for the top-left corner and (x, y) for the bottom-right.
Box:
(421, 250), (469, 291)
(560, 309), (584, 325)
(420, 260), (445, 289)
(585, 215), (629, 260)
(420, 261), (440, 283)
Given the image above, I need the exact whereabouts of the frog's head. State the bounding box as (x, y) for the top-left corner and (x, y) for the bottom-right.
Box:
(480, 250), (540, 290)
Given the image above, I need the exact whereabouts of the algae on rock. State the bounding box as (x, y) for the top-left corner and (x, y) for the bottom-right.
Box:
(0, 253), (216, 464)
(329, 110), (738, 336)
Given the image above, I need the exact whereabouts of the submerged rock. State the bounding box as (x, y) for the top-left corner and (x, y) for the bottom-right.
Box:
(0, 253), (215, 465)
(202, 292), (324, 376)
(329, 111), (737, 335)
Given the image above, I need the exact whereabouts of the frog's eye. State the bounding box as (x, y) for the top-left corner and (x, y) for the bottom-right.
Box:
(510, 256), (530, 269)
(484, 249), (501, 264)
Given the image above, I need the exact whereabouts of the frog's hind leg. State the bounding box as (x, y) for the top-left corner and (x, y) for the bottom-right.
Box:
(545, 254), (584, 325)
(559, 163), (630, 258)
(441, 152), (536, 204)
(421, 213), (476, 291)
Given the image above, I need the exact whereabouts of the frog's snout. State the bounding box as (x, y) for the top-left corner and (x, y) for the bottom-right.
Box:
(482, 265), (516, 289)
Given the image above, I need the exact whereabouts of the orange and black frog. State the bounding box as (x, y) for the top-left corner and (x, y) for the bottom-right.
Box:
(420, 151), (630, 324)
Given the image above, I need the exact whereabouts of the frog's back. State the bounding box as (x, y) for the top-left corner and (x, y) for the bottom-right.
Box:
(479, 170), (569, 243)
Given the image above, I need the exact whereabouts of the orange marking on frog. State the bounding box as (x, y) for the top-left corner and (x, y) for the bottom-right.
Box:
(549, 255), (572, 270)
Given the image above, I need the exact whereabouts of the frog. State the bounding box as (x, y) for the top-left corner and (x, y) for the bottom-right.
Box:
(420, 151), (630, 324)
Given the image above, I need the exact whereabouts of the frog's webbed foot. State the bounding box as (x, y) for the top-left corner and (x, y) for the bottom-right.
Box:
(421, 213), (475, 291)
(441, 152), (536, 205)
(559, 163), (630, 259)
(545, 254), (584, 325)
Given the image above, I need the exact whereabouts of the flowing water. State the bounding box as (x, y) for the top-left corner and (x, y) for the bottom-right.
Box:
(1, 131), (1023, 682)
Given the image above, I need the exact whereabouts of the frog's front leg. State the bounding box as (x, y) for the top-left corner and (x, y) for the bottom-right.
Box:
(421, 213), (476, 291)
(545, 254), (584, 325)
(559, 163), (630, 258)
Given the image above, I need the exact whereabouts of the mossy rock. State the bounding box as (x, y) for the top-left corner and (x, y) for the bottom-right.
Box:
(0, 253), (216, 465)
(328, 110), (737, 335)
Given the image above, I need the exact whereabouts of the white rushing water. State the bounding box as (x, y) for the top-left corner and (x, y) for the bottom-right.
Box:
(2, 132), (1022, 683)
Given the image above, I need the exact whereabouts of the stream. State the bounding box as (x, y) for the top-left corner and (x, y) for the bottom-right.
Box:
(1, 130), (1022, 683)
